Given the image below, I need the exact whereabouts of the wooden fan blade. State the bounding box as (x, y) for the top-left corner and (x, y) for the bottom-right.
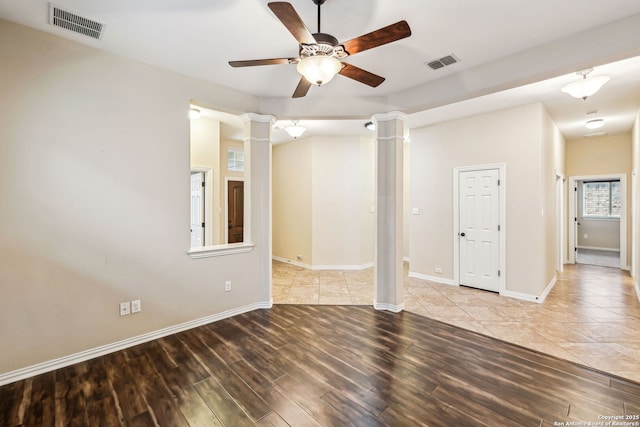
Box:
(339, 63), (385, 87)
(342, 21), (411, 56)
(293, 77), (312, 98)
(268, 2), (316, 45)
(229, 58), (295, 67)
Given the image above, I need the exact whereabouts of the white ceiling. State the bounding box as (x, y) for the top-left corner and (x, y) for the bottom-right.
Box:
(2, 0), (640, 142)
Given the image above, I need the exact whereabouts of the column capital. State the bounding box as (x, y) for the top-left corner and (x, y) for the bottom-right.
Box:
(239, 113), (275, 124)
(371, 111), (408, 124)
(241, 113), (274, 143)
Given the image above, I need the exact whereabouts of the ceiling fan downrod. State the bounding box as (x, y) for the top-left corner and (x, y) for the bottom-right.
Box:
(312, 0), (326, 33)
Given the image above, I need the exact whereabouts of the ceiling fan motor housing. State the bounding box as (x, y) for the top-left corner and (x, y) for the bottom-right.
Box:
(300, 33), (347, 58)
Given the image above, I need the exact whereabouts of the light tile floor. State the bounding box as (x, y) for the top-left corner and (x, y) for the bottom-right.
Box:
(273, 260), (640, 382)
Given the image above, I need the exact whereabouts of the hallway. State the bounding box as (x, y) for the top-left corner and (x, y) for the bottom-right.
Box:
(273, 261), (640, 382)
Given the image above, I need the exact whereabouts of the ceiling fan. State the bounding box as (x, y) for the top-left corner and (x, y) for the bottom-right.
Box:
(229, 0), (411, 98)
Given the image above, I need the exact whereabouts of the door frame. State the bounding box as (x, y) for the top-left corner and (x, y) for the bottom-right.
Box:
(568, 174), (627, 269)
(191, 166), (213, 246)
(453, 163), (506, 293)
(556, 172), (566, 272)
(224, 176), (245, 244)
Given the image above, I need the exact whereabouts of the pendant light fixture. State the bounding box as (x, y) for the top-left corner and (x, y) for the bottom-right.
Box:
(284, 121), (306, 139)
(560, 68), (610, 100)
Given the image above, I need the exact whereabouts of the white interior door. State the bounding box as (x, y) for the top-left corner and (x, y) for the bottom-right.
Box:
(458, 169), (500, 292)
(190, 172), (204, 247)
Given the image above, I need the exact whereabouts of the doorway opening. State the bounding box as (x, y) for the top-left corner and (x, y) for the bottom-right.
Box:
(568, 174), (627, 269)
(190, 167), (213, 247)
(556, 173), (566, 273)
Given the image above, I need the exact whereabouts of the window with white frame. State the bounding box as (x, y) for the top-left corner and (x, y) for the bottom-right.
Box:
(583, 180), (621, 218)
(227, 147), (244, 172)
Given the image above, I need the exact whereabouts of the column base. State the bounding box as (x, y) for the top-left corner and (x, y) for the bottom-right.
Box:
(373, 301), (405, 313)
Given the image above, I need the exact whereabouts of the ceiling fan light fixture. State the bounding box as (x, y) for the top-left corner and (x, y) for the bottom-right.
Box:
(297, 55), (342, 86)
(560, 69), (610, 100)
(586, 118), (604, 129)
(285, 121), (306, 139)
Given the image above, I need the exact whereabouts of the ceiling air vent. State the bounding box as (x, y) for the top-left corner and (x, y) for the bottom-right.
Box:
(426, 54), (460, 70)
(49, 3), (105, 40)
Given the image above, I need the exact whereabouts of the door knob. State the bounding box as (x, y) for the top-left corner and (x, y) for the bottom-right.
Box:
(460, 232), (466, 237)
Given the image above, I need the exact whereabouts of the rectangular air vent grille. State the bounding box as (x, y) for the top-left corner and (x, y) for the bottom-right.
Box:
(49, 4), (105, 40)
(426, 54), (460, 70)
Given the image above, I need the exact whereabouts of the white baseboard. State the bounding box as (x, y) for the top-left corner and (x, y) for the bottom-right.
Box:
(576, 246), (620, 252)
(500, 290), (543, 303)
(272, 255), (373, 271)
(635, 280), (640, 302)
(539, 275), (557, 302)
(0, 300), (272, 387)
(373, 301), (405, 313)
(408, 271), (457, 286)
(500, 275), (556, 304)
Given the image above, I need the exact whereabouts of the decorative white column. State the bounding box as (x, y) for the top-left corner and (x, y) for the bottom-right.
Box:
(373, 112), (407, 313)
(240, 113), (274, 307)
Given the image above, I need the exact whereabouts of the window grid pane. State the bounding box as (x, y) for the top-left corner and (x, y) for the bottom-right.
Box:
(611, 181), (621, 216)
(583, 181), (620, 217)
(227, 148), (244, 172)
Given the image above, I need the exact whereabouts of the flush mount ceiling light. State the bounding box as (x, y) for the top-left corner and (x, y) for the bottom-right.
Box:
(560, 68), (610, 100)
(284, 121), (306, 139)
(586, 118), (604, 129)
(364, 121), (375, 131)
(189, 108), (201, 120)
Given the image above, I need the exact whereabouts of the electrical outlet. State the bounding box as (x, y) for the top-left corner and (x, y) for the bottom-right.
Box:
(297, 255), (303, 261)
(435, 267), (443, 274)
(119, 301), (131, 316)
(225, 281), (232, 292)
(584, 234), (588, 239)
(131, 300), (141, 313)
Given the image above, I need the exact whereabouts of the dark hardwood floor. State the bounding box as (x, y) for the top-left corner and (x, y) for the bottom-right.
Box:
(1, 305), (639, 426)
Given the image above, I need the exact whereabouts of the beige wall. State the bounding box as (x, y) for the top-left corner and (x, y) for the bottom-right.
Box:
(632, 109), (640, 283)
(403, 142), (411, 260)
(272, 136), (375, 268)
(410, 103), (560, 297)
(360, 138), (377, 265)
(566, 133), (633, 267)
(272, 139), (313, 263)
(542, 108), (566, 287)
(0, 20), (266, 376)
